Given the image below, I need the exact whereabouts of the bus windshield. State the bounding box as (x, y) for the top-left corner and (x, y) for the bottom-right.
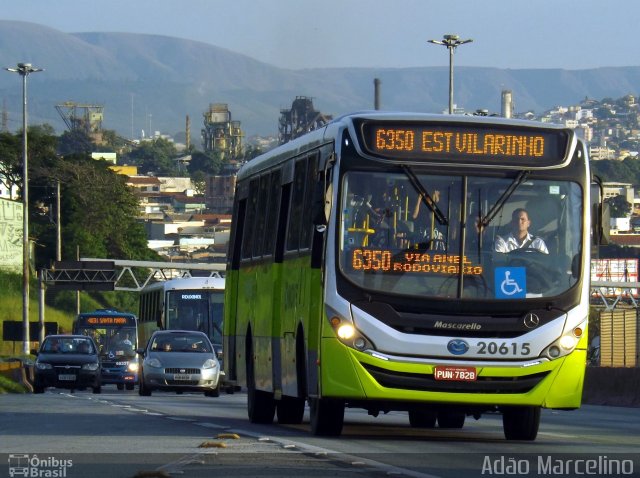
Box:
(165, 289), (224, 347)
(76, 325), (137, 359)
(339, 170), (582, 300)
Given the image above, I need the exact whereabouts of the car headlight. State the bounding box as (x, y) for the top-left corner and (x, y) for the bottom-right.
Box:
(202, 359), (218, 369)
(128, 362), (139, 372)
(82, 363), (99, 371)
(146, 358), (162, 368)
(36, 362), (52, 370)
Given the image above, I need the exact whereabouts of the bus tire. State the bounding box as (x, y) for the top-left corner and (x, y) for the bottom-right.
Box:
(247, 383), (275, 423)
(503, 406), (540, 441)
(125, 383), (134, 391)
(437, 410), (465, 429)
(92, 385), (102, 394)
(309, 397), (344, 436)
(277, 396), (305, 424)
(117, 383), (124, 391)
(408, 409), (437, 428)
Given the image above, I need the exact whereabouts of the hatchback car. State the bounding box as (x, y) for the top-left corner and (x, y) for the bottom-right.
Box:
(33, 335), (101, 394)
(137, 330), (220, 397)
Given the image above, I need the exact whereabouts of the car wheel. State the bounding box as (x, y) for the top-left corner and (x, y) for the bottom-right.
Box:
(205, 383), (220, 397)
(139, 374), (151, 396)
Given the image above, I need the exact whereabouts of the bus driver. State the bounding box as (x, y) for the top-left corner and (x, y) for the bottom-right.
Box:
(494, 208), (548, 254)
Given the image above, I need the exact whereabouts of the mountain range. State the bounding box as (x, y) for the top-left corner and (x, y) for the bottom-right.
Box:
(1, 20), (639, 141)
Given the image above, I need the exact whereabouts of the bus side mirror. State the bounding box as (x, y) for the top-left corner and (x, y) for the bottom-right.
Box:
(136, 348), (145, 356)
(591, 178), (610, 246)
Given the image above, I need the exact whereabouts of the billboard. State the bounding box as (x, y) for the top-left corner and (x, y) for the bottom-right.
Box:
(0, 198), (23, 273)
(591, 258), (639, 297)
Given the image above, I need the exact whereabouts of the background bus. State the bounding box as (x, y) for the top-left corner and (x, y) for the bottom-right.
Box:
(224, 112), (603, 440)
(138, 276), (225, 354)
(73, 309), (138, 390)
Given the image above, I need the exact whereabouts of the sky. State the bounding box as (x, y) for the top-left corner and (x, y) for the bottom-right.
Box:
(2, 0), (640, 71)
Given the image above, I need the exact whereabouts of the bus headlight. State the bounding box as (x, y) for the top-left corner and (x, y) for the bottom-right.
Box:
(128, 362), (139, 372)
(330, 316), (374, 351)
(337, 324), (355, 340)
(542, 320), (586, 360)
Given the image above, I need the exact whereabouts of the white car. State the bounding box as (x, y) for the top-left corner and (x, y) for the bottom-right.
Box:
(137, 330), (220, 397)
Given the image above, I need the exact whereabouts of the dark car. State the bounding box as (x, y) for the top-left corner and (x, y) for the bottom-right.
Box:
(138, 330), (220, 397)
(33, 335), (101, 394)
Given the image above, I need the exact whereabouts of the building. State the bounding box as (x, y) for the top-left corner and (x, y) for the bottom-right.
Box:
(205, 175), (236, 214)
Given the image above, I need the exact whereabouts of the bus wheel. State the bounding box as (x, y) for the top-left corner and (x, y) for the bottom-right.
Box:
(277, 396), (305, 424)
(502, 406), (540, 441)
(309, 398), (344, 436)
(247, 382), (275, 424)
(437, 410), (465, 429)
(408, 409), (437, 428)
(92, 385), (102, 394)
(125, 383), (134, 391)
(117, 384), (124, 391)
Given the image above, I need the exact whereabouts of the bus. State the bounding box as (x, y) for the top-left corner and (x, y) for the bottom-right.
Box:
(138, 276), (225, 355)
(224, 112), (604, 440)
(73, 309), (139, 390)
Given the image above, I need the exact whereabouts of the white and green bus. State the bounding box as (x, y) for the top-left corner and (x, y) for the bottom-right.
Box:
(224, 112), (602, 440)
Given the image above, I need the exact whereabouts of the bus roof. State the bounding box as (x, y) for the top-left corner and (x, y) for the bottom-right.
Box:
(238, 111), (575, 179)
(141, 276), (225, 293)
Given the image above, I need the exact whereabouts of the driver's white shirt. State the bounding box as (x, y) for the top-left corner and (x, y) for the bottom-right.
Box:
(494, 232), (548, 254)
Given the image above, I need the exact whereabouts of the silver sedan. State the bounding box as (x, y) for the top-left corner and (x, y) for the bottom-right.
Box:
(137, 330), (220, 397)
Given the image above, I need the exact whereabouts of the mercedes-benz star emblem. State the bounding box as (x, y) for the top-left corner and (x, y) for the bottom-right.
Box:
(523, 313), (540, 329)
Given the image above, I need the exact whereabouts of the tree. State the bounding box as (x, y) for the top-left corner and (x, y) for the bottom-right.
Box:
(57, 129), (95, 156)
(122, 137), (179, 175)
(604, 194), (631, 218)
(188, 150), (223, 176)
(191, 170), (206, 196)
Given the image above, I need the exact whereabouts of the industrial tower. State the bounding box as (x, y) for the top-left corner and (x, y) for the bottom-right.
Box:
(201, 103), (244, 161)
(278, 96), (332, 145)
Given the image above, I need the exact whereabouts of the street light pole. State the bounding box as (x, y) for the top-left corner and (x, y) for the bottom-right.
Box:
(5, 62), (43, 354)
(428, 34), (473, 114)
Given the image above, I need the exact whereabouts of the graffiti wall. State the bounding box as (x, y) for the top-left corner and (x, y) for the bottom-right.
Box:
(0, 198), (23, 273)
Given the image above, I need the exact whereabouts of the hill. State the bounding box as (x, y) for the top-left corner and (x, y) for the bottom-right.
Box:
(1, 20), (639, 139)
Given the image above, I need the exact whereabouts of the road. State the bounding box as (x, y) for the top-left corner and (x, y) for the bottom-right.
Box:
(1, 388), (639, 478)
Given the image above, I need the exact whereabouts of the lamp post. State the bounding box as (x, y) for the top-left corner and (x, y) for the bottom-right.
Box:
(428, 34), (473, 114)
(5, 62), (43, 354)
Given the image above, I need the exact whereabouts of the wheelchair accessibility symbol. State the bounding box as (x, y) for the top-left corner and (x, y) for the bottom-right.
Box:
(495, 267), (526, 299)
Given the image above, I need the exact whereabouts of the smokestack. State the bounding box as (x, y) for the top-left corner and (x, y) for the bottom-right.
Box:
(501, 90), (513, 119)
(186, 115), (191, 150)
(374, 78), (381, 110)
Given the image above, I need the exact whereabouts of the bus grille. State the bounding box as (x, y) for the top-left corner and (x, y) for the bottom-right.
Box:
(361, 363), (549, 394)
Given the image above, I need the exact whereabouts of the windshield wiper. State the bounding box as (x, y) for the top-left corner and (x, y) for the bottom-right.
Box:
(401, 165), (448, 226)
(480, 170), (530, 228)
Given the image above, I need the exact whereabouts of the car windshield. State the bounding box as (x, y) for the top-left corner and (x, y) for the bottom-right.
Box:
(150, 335), (212, 353)
(42, 337), (96, 354)
(338, 171), (583, 300)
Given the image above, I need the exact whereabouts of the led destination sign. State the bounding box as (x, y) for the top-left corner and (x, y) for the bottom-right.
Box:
(360, 122), (569, 165)
(351, 248), (483, 275)
(85, 316), (130, 325)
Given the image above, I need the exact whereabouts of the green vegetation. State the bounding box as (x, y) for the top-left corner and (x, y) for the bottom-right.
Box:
(0, 375), (27, 394)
